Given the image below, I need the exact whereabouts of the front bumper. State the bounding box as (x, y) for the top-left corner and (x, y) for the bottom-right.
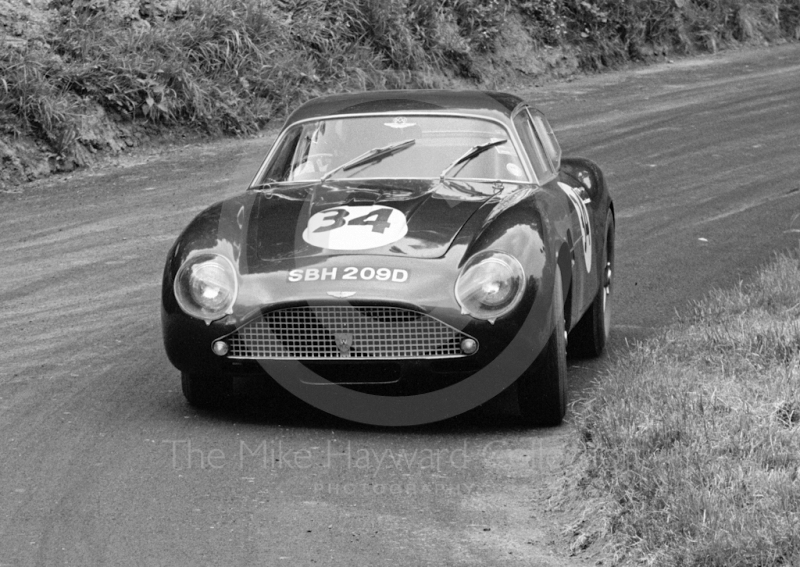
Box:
(163, 295), (546, 393)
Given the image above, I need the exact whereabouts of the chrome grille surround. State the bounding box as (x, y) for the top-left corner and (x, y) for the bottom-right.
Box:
(225, 305), (477, 360)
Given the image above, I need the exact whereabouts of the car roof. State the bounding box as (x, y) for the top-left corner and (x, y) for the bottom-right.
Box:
(283, 90), (527, 126)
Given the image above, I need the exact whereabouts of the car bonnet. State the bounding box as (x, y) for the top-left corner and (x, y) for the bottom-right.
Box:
(249, 179), (505, 261)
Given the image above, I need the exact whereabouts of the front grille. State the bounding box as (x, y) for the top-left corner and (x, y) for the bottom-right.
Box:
(225, 305), (476, 360)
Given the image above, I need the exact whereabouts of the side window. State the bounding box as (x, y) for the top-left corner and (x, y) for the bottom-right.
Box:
(512, 111), (555, 184)
(529, 111), (561, 171)
(260, 127), (302, 182)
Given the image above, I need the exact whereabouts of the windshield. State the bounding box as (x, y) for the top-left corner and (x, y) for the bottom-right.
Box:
(254, 115), (529, 185)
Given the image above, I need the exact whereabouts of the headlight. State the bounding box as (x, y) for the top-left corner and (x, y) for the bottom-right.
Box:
(174, 254), (238, 323)
(455, 250), (525, 322)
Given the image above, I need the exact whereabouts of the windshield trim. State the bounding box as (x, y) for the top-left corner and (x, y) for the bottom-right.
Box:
(248, 111), (537, 188)
(252, 176), (536, 190)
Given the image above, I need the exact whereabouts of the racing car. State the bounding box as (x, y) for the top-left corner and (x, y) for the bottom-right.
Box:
(161, 90), (614, 426)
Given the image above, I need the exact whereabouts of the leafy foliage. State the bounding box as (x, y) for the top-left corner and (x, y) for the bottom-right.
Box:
(555, 0), (800, 67)
(1, 0), (798, 175)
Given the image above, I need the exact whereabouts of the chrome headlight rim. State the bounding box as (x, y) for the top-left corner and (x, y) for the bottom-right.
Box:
(173, 253), (238, 324)
(455, 250), (525, 322)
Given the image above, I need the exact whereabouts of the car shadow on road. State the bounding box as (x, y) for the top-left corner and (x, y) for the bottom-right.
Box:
(207, 373), (528, 434)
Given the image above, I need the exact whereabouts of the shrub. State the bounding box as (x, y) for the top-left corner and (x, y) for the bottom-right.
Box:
(2, 0), (799, 177)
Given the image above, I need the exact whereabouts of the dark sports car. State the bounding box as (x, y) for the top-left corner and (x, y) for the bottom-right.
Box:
(161, 90), (614, 426)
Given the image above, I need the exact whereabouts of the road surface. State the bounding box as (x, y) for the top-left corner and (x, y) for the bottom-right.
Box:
(1, 44), (799, 566)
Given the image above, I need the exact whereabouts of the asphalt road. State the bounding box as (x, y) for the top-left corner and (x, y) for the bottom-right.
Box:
(1, 44), (799, 566)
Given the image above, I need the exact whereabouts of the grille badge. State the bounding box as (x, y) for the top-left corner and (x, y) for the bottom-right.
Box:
(327, 291), (356, 298)
(335, 332), (354, 357)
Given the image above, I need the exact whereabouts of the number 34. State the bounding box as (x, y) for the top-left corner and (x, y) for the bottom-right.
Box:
(314, 208), (392, 234)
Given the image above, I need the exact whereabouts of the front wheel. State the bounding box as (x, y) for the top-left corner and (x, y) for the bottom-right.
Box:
(181, 372), (232, 409)
(516, 269), (568, 427)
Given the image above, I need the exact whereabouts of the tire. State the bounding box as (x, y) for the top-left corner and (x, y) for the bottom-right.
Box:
(516, 269), (568, 427)
(568, 210), (614, 358)
(181, 372), (232, 409)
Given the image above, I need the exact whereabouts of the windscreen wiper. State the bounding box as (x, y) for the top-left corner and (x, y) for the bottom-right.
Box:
(320, 138), (416, 182)
(439, 139), (507, 182)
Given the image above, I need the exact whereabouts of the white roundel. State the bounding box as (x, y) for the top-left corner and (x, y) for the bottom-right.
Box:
(302, 205), (408, 250)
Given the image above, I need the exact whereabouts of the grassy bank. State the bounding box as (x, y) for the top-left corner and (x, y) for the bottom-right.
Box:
(568, 246), (800, 565)
(1, 0), (799, 186)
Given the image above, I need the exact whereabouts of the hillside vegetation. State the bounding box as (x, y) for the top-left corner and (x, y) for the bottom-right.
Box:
(2, 0), (799, 186)
(566, 247), (800, 565)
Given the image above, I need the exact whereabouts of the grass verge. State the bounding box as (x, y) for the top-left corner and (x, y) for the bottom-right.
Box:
(568, 246), (800, 565)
